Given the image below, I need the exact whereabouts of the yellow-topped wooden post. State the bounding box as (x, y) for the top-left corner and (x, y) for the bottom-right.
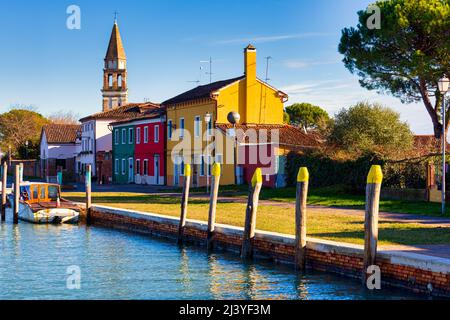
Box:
(1, 162), (7, 222)
(13, 165), (19, 224)
(207, 163), (221, 250)
(295, 167), (309, 270)
(363, 165), (383, 284)
(178, 164), (191, 244)
(241, 168), (263, 259)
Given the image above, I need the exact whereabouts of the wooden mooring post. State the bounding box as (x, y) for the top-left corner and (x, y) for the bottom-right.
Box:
(1, 162), (7, 221)
(13, 164), (20, 224)
(178, 164), (191, 244)
(295, 167), (309, 270)
(241, 168), (263, 259)
(19, 163), (24, 183)
(206, 163), (221, 251)
(85, 164), (92, 224)
(362, 165), (383, 284)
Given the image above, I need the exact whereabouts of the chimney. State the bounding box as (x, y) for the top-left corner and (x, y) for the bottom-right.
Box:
(244, 44), (257, 123)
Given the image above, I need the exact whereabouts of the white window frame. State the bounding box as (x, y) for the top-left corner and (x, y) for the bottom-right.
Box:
(115, 159), (119, 174)
(179, 118), (185, 139)
(154, 125), (159, 143)
(121, 159), (126, 175)
(168, 120), (173, 140)
(122, 129), (126, 144)
(136, 127), (141, 144)
(114, 129), (119, 145)
(129, 128), (134, 144)
(144, 126), (149, 143)
(143, 159), (148, 176)
(136, 159), (141, 175)
(194, 116), (200, 138)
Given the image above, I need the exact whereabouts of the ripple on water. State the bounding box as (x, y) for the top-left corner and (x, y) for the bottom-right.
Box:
(0, 221), (425, 300)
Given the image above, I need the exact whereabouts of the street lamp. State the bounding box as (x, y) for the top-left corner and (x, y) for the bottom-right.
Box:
(438, 75), (449, 215)
(227, 111), (241, 185)
(25, 140), (29, 159)
(204, 112), (212, 194)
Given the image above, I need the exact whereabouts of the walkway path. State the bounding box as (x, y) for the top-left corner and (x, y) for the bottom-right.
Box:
(65, 184), (450, 260)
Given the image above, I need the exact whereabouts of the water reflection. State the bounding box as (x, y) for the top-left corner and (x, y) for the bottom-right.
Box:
(0, 220), (424, 300)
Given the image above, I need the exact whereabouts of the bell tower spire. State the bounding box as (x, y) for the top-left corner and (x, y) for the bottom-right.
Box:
(102, 20), (128, 111)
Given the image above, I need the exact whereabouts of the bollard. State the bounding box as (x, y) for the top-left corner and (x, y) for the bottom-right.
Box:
(13, 165), (20, 224)
(362, 165), (383, 284)
(1, 162), (7, 221)
(19, 163), (24, 183)
(295, 167), (309, 270)
(207, 163), (221, 251)
(85, 164), (92, 224)
(241, 168), (263, 259)
(178, 164), (191, 244)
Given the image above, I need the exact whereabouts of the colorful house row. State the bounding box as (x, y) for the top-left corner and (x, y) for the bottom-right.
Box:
(110, 45), (321, 187)
(110, 108), (166, 185)
(62, 20), (321, 187)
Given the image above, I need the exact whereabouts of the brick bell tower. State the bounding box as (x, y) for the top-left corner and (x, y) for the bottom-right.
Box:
(102, 20), (128, 111)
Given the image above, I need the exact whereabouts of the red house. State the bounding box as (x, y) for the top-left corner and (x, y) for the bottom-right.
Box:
(111, 108), (166, 185)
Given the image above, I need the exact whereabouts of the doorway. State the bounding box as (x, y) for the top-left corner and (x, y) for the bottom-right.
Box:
(128, 158), (134, 183)
(154, 155), (160, 185)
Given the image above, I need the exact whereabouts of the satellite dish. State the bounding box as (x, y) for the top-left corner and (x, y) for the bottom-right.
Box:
(227, 111), (241, 125)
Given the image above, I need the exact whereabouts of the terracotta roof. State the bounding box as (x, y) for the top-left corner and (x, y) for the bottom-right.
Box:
(79, 102), (161, 122)
(110, 108), (164, 126)
(216, 123), (321, 149)
(42, 124), (81, 144)
(162, 76), (245, 106)
(105, 22), (126, 61)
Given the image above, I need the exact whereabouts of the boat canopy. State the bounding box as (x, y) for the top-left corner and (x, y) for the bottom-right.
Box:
(19, 184), (60, 203)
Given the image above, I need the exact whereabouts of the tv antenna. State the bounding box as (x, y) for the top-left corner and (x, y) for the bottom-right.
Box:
(264, 56), (272, 83)
(200, 57), (213, 84)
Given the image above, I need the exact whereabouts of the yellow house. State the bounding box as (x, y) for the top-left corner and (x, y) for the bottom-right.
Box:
(164, 45), (307, 187)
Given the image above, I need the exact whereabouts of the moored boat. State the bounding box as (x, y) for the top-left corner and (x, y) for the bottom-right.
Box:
(8, 182), (80, 224)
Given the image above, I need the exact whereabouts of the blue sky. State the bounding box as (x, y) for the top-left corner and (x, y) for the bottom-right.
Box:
(0, 0), (428, 133)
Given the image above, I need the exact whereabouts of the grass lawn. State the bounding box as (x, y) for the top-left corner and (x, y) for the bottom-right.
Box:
(62, 191), (450, 246)
(189, 184), (450, 217)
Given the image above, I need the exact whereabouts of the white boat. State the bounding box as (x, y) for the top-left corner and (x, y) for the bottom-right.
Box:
(8, 182), (80, 224)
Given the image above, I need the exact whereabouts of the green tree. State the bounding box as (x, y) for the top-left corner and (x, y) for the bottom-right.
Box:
(338, 0), (450, 139)
(0, 107), (49, 159)
(285, 103), (330, 132)
(329, 102), (414, 157)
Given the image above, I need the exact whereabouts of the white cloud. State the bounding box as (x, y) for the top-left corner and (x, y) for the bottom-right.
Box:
(213, 32), (335, 45)
(283, 59), (340, 69)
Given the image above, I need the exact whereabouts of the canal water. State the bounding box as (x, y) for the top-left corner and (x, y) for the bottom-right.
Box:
(0, 218), (424, 300)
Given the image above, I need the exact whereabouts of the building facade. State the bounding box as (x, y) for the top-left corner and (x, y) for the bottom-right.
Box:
(39, 124), (81, 182)
(163, 45), (292, 187)
(111, 111), (166, 185)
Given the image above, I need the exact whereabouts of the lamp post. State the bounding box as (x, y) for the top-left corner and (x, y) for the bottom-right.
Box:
(438, 75), (449, 215)
(205, 112), (212, 194)
(25, 140), (29, 159)
(227, 111), (241, 185)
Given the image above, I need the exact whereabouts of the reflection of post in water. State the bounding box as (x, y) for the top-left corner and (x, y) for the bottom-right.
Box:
(179, 247), (192, 293)
(294, 273), (309, 300)
(207, 254), (223, 300)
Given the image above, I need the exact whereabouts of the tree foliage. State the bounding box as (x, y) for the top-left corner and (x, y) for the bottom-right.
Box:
(328, 102), (414, 157)
(285, 103), (330, 132)
(0, 108), (49, 159)
(338, 0), (450, 139)
(48, 110), (80, 125)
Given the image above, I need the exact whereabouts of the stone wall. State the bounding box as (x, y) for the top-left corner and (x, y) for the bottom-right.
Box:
(86, 205), (450, 298)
